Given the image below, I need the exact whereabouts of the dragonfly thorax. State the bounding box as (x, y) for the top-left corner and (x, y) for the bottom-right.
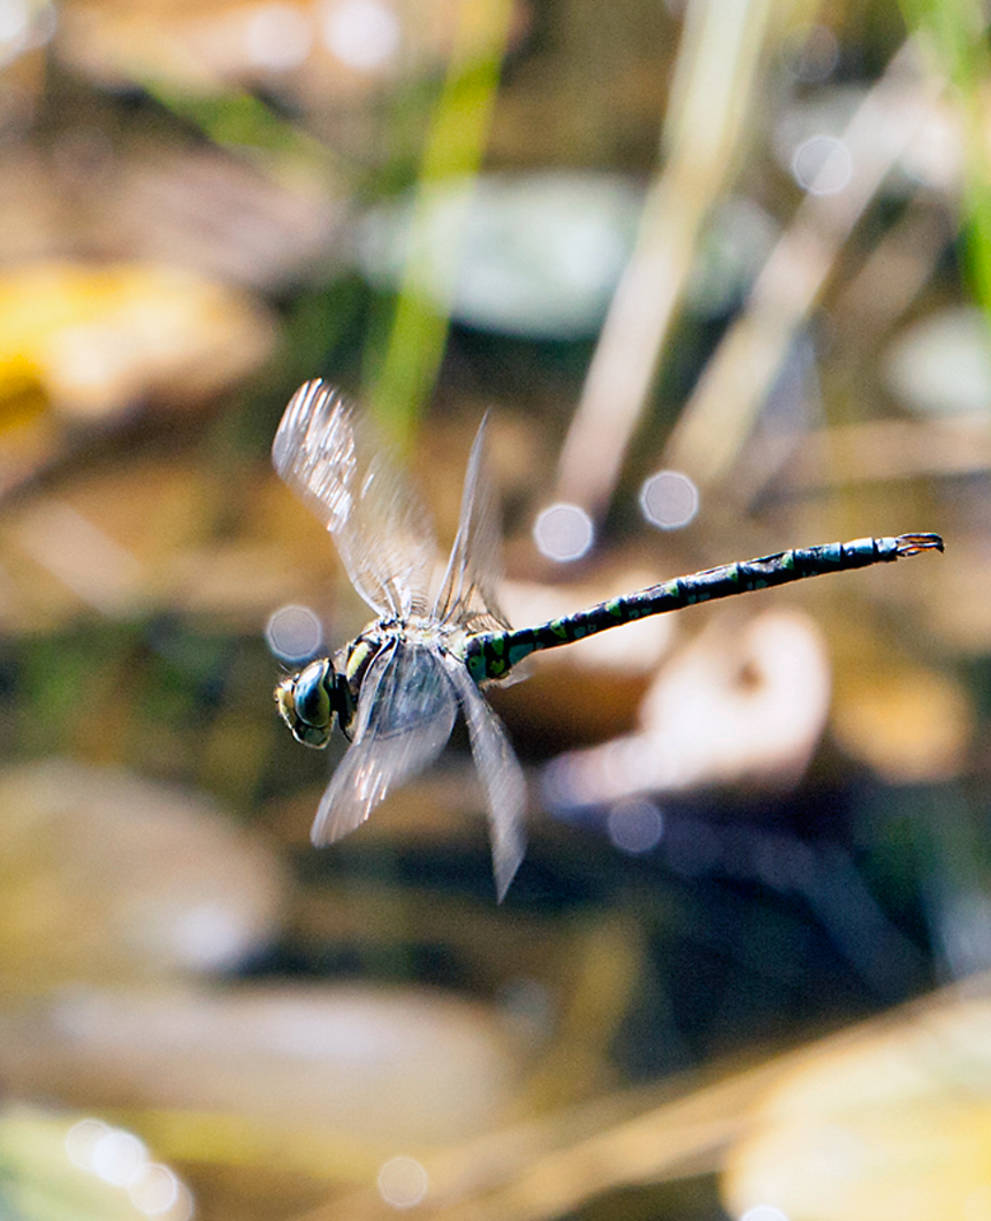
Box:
(348, 616), (471, 662)
(275, 657), (353, 749)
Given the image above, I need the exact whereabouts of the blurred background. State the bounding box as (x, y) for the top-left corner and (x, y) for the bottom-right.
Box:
(1, 0), (990, 1217)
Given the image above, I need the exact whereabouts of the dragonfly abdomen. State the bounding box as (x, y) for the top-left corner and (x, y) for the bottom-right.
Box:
(463, 533), (943, 682)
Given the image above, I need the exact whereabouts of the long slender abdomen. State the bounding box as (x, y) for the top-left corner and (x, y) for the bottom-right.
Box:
(463, 533), (943, 682)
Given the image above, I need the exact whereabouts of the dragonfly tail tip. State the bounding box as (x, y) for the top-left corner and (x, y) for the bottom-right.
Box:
(894, 532), (944, 557)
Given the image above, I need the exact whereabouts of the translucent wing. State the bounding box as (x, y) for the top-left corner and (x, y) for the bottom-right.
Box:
(433, 413), (510, 633)
(441, 654), (526, 902)
(273, 380), (439, 618)
(310, 641), (458, 846)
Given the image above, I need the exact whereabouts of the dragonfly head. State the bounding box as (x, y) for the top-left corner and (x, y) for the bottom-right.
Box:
(275, 657), (349, 749)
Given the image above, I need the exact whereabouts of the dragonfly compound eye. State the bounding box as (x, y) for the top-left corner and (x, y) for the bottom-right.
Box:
(275, 659), (335, 748)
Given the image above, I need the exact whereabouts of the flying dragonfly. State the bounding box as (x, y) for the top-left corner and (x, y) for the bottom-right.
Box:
(272, 379), (943, 900)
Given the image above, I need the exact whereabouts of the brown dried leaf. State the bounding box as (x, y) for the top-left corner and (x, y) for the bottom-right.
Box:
(542, 608), (831, 810)
(56, 0), (517, 101)
(0, 260), (274, 423)
(0, 760), (288, 996)
(0, 982), (528, 1151)
(724, 989), (991, 1221)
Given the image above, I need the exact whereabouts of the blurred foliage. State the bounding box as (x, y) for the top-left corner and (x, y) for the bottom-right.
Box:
(1, 0), (990, 1219)
(899, 0), (991, 309)
(371, 0), (515, 447)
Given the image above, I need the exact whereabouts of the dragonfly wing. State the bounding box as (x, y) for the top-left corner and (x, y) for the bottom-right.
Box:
(310, 641), (457, 846)
(442, 654), (526, 902)
(273, 380), (439, 618)
(433, 413), (510, 633)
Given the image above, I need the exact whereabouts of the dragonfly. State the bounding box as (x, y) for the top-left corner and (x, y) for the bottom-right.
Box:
(273, 379), (944, 900)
